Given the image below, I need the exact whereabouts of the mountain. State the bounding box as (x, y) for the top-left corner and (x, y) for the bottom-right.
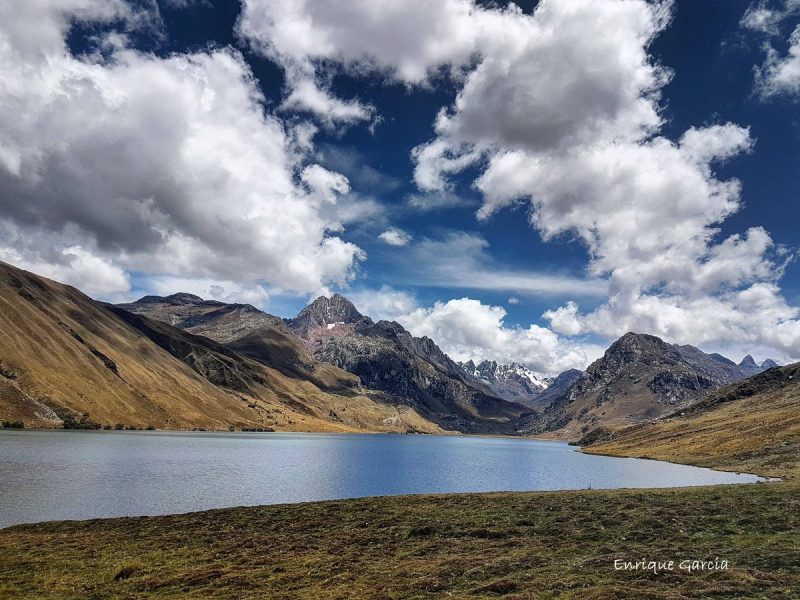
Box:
(459, 360), (548, 410)
(288, 297), (529, 432)
(118, 294), (352, 392)
(119, 290), (523, 433)
(0, 262), (441, 433)
(118, 294), (284, 343)
(737, 354), (780, 377)
(581, 362), (800, 479)
(287, 294), (372, 335)
(517, 332), (759, 440)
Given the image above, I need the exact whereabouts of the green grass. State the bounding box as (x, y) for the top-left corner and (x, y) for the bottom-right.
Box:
(1, 482), (798, 599)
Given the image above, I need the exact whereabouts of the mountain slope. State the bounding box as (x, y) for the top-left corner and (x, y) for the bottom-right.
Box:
(0, 262), (441, 433)
(518, 332), (756, 440)
(288, 296), (528, 432)
(118, 294), (360, 392)
(582, 363), (800, 479)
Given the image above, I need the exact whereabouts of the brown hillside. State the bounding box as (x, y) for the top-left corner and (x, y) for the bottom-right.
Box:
(0, 261), (440, 433)
(582, 363), (800, 479)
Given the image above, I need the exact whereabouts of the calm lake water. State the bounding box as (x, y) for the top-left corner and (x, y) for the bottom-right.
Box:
(0, 430), (761, 528)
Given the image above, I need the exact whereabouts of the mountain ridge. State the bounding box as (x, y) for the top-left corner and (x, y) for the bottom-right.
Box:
(516, 332), (775, 440)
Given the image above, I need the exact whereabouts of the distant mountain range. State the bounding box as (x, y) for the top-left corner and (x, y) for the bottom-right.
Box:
(1, 260), (787, 442)
(458, 360), (550, 410)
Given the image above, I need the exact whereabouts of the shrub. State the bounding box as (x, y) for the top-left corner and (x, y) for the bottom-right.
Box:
(62, 413), (101, 430)
(112, 562), (144, 582)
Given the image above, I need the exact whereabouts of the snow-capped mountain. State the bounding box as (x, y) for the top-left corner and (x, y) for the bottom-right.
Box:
(459, 360), (549, 409)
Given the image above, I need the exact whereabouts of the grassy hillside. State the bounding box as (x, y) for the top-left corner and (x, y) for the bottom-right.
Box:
(1, 483), (798, 599)
(582, 363), (800, 480)
(0, 261), (441, 434)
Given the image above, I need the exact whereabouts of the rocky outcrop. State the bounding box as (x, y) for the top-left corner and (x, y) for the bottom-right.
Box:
(580, 361), (800, 479)
(534, 368), (583, 410)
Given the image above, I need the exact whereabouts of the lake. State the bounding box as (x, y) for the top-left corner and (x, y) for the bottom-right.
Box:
(0, 430), (762, 528)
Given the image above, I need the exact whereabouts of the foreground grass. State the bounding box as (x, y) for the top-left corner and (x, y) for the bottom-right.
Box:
(1, 483), (798, 599)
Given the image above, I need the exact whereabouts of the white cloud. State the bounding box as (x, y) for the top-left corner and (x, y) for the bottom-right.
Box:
(346, 286), (418, 322)
(507, 297), (521, 305)
(0, 1), (365, 298)
(379, 229), (412, 246)
(398, 298), (604, 377)
(743, 0), (800, 96)
(281, 74), (374, 126)
(0, 241), (129, 298)
(406, 190), (473, 212)
(342, 287), (602, 376)
(237, 0), (800, 361)
(398, 232), (607, 298)
(741, 0), (800, 35)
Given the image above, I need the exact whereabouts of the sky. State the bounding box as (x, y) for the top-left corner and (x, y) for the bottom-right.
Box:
(1, 0), (800, 376)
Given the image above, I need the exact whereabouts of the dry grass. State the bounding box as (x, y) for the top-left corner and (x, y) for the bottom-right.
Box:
(583, 370), (800, 480)
(0, 261), (442, 434)
(1, 483), (798, 599)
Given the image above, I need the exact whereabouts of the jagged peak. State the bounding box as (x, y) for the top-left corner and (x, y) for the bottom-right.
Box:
(739, 354), (758, 368)
(294, 293), (364, 326)
(601, 332), (672, 360)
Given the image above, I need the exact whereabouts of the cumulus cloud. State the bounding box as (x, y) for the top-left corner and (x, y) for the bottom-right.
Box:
(0, 241), (130, 298)
(378, 229), (412, 246)
(0, 1), (365, 298)
(343, 287), (601, 376)
(398, 298), (604, 377)
(406, 0), (798, 360)
(346, 286), (418, 322)
(238, 0), (800, 361)
(742, 0), (800, 96)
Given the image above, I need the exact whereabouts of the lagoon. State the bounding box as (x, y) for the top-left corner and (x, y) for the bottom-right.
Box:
(0, 429), (761, 528)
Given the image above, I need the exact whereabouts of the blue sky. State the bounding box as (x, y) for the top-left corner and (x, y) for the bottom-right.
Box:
(2, 0), (800, 374)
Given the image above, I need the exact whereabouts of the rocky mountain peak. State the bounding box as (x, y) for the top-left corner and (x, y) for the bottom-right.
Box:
(761, 358), (779, 369)
(600, 332), (678, 369)
(293, 294), (365, 327)
(739, 354), (758, 369)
